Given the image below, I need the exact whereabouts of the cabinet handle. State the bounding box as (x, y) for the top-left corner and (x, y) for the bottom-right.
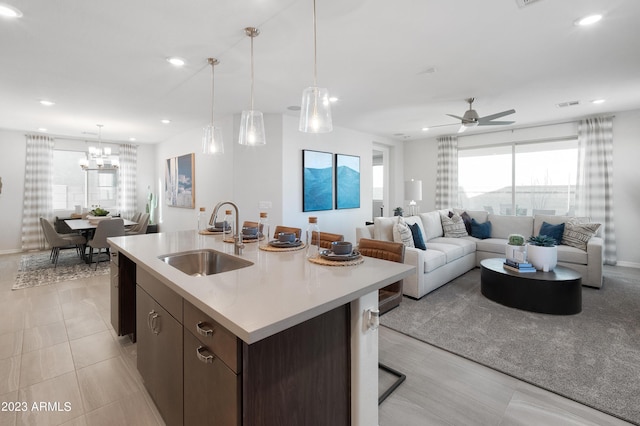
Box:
(150, 311), (160, 335)
(196, 346), (215, 364)
(196, 321), (214, 337)
(147, 310), (154, 330)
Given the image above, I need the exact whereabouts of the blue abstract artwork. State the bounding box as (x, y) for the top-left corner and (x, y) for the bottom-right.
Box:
(303, 150), (333, 212)
(335, 154), (360, 209)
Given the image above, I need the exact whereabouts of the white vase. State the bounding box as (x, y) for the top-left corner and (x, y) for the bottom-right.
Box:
(505, 244), (527, 263)
(527, 244), (557, 271)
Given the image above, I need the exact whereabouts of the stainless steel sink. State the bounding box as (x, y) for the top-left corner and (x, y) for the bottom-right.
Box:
(158, 249), (253, 277)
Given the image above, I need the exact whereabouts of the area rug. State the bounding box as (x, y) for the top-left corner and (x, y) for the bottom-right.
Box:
(381, 266), (640, 425)
(13, 250), (110, 290)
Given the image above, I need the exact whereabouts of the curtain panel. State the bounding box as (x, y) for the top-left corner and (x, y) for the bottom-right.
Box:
(21, 135), (54, 251)
(118, 144), (138, 220)
(576, 116), (616, 265)
(435, 136), (459, 209)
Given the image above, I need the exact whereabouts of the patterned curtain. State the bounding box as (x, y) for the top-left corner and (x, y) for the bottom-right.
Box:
(435, 136), (459, 209)
(21, 135), (54, 250)
(576, 116), (616, 265)
(118, 144), (138, 220)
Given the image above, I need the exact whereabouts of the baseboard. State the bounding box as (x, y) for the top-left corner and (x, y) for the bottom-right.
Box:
(614, 260), (640, 269)
(0, 249), (23, 255)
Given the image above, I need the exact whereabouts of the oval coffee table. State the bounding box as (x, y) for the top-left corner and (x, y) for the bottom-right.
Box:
(480, 258), (582, 315)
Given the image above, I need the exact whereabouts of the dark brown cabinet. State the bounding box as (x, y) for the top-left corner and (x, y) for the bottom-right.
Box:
(110, 251), (136, 341)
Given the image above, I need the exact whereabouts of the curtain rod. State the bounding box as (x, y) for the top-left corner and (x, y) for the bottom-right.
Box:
(24, 132), (137, 146)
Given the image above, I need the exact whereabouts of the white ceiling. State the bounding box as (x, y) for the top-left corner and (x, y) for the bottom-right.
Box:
(1, 0), (639, 144)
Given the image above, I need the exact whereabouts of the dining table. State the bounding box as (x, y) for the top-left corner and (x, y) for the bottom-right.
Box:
(65, 218), (137, 262)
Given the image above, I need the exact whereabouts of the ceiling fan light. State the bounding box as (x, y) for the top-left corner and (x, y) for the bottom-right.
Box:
(238, 110), (266, 146)
(299, 86), (332, 133)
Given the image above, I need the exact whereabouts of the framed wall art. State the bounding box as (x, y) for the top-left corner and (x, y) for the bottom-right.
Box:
(165, 153), (195, 208)
(335, 154), (360, 209)
(302, 149), (333, 212)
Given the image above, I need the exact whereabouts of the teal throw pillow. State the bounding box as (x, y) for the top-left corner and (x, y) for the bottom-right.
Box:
(539, 221), (565, 245)
(471, 218), (491, 239)
(408, 222), (427, 250)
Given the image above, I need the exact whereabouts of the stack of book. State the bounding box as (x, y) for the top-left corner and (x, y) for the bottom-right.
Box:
(503, 258), (536, 273)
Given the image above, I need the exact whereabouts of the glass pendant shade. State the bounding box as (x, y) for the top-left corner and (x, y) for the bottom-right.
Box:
(238, 110), (266, 146)
(299, 86), (332, 133)
(202, 124), (224, 154)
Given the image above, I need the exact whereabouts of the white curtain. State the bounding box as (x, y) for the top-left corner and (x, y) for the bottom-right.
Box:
(435, 136), (459, 209)
(21, 135), (54, 250)
(576, 116), (616, 265)
(118, 144), (138, 220)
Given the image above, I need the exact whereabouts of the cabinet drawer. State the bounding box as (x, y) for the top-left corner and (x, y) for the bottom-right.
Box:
(183, 330), (241, 426)
(137, 267), (182, 322)
(184, 299), (241, 373)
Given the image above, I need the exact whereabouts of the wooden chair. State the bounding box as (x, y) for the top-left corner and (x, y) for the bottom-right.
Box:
(357, 237), (407, 403)
(273, 226), (302, 240)
(312, 232), (344, 249)
(88, 219), (125, 269)
(40, 217), (87, 268)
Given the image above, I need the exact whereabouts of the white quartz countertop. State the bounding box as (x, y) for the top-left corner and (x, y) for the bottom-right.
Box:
(108, 231), (414, 344)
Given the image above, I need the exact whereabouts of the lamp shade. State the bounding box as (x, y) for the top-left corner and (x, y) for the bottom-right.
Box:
(404, 179), (422, 201)
(202, 125), (224, 154)
(238, 110), (266, 146)
(299, 86), (332, 133)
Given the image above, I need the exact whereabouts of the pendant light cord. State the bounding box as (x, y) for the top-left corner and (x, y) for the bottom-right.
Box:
(210, 61), (215, 124)
(250, 33), (255, 111)
(313, 0), (318, 86)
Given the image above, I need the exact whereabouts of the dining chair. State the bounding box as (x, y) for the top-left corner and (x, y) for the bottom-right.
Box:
(312, 232), (344, 249)
(130, 212), (142, 223)
(356, 237), (407, 404)
(40, 217), (87, 268)
(125, 213), (149, 235)
(88, 218), (125, 269)
(273, 226), (302, 240)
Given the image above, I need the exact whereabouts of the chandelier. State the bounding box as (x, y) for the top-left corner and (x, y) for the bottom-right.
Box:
(79, 124), (119, 170)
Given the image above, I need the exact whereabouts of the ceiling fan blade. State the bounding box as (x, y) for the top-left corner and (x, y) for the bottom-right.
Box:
(446, 114), (465, 121)
(478, 109), (516, 122)
(427, 122), (459, 129)
(477, 120), (515, 126)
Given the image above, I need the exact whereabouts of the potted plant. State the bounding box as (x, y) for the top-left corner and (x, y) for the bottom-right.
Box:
(527, 235), (558, 272)
(505, 233), (527, 262)
(393, 207), (404, 217)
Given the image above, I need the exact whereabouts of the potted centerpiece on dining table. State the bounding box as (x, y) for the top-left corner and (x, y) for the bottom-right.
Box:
(527, 234), (558, 272)
(86, 207), (112, 224)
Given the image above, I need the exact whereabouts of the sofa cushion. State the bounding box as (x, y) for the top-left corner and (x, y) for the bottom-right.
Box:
(430, 237), (477, 256)
(488, 214), (533, 239)
(392, 218), (415, 248)
(425, 242), (465, 263)
(557, 244), (588, 264)
(440, 212), (468, 238)
(419, 211), (443, 241)
(373, 216), (399, 241)
(562, 218), (601, 250)
(422, 249), (446, 273)
(408, 222), (427, 250)
(471, 218), (492, 239)
(475, 238), (508, 255)
(539, 221), (565, 245)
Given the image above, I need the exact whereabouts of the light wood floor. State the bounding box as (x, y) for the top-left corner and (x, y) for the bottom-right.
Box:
(0, 251), (634, 425)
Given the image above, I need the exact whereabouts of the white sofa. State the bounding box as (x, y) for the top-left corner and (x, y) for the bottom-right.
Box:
(356, 209), (604, 299)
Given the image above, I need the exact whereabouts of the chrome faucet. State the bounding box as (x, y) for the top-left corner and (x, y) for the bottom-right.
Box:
(209, 201), (244, 255)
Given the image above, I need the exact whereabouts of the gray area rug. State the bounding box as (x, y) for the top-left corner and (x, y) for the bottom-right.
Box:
(13, 250), (109, 290)
(381, 266), (640, 425)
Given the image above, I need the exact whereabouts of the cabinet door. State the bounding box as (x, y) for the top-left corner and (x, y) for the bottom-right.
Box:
(136, 286), (184, 426)
(184, 330), (241, 426)
(109, 257), (119, 333)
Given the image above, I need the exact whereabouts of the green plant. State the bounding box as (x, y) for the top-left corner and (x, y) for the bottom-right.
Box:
(528, 235), (556, 247)
(90, 207), (109, 216)
(508, 234), (525, 246)
(393, 207), (404, 216)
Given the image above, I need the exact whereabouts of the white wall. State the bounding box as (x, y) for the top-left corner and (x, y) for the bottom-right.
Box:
(403, 110), (640, 267)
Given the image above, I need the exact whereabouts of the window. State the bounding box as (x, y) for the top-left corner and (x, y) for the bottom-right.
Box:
(458, 139), (577, 216)
(52, 150), (119, 212)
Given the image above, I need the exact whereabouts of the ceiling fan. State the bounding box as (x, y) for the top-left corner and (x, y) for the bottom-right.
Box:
(442, 98), (516, 133)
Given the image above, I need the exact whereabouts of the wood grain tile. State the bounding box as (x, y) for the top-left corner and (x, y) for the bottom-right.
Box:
(83, 390), (162, 426)
(19, 342), (74, 388)
(17, 371), (84, 426)
(0, 356), (20, 395)
(0, 331), (23, 360)
(69, 331), (120, 369)
(76, 357), (141, 412)
(64, 313), (107, 341)
(21, 322), (68, 353)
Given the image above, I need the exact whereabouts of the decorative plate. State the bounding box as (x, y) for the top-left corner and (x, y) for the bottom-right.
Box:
(268, 240), (302, 248)
(319, 249), (361, 262)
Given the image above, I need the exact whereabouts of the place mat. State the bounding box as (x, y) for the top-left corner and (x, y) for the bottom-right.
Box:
(307, 255), (364, 266)
(198, 229), (223, 235)
(223, 236), (264, 244)
(259, 243), (306, 252)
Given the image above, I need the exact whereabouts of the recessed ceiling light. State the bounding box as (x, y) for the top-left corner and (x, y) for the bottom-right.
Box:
(129, 137), (136, 142)
(591, 99), (606, 104)
(0, 3), (23, 18)
(161, 119), (171, 124)
(166, 57), (185, 67)
(575, 14), (602, 26)
(329, 97), (339, 103)
(38, 128), (47, 132)
(421, 127), (429, 132)
(39, 100), (55, 106)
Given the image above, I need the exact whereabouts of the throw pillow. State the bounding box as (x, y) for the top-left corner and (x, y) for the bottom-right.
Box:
(408, 222), (427, 250)
(562, 218), (601, 250)
(392, 218), (415, 248)
(440, 212), (468, 238)
(373, 216), (398, 241)
(539, 221), (565, 245)
(470, 218), (491, 239)
(460, 211), (473, 235)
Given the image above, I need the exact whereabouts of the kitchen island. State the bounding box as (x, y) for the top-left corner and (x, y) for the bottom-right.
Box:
(108, 230), (414, 426)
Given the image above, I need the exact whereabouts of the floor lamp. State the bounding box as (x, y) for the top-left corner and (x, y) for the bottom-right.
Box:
(405, 179), (422, 216)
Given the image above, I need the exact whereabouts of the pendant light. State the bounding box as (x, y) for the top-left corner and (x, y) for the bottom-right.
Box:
(238, 27), (266, 146)
(202, 57), (224, 154)
(299, 0), (332, 133)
